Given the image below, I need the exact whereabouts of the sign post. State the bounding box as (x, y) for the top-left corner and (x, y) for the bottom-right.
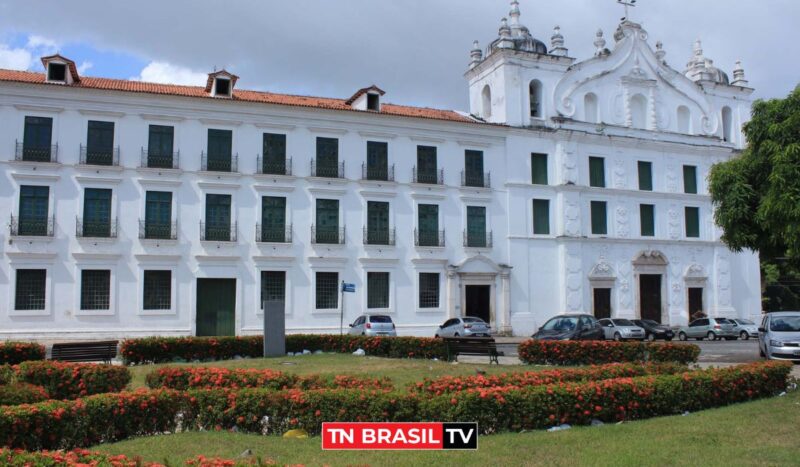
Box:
(340, 281), (355, 335)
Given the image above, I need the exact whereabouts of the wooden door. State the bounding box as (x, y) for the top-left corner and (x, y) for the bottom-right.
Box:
(639, 274), (662, 323)
(593, 288), (612, 319)
(196, 279), (236, 336)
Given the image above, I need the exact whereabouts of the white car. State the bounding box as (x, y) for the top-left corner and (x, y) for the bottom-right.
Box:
(598, 318), (646, 341)
(348, 314), (397, 337)
(435, 317), (491, 338)
(730, 318), (759, 340)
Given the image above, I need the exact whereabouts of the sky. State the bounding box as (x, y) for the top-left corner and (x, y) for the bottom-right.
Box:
(0, 0), (797, 111)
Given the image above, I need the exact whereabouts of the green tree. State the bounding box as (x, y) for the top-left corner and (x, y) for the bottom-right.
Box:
(709, 85), (800, 310)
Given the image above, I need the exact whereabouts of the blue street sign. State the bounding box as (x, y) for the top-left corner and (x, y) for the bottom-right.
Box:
(342, 283), (356, 293)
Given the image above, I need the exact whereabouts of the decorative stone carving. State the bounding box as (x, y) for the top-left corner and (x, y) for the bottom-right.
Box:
(565, 252), (583, 312)
(564, 201), (580, 237)
(665, 164), (678, 192)
(612, 159), (627, 189)
(589, 261), (615, 279)
(716, 253), (732, 307)
(668, 207), (681, 240)
(615, 204), (630, 238)
(560, 146), (578, 185)
(632, 250), (668, 266)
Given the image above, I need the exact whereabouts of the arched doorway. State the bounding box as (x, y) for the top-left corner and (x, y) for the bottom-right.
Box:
(633, 251), (668, 323)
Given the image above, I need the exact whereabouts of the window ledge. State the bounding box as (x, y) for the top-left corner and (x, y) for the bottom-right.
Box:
(9, 235), (55, 243)
(256, 241), (293, 248)
(140, 238), (179, 246)
(363, 244), (396, 250)
(415, 246), (446, 252)
(358, 179), (397, 189)
(74, 309), (115, 316)
(200, 240), (239, 248)
(464, 246), (493, 253)
(415, 308), (445, 314)
(136, 167), (182, 177)
(253, 173), (296, 182)
(197, 171), (243, 180)
(138, 309), (177, 316)
(76, 164), (125, 173)
(312, 309), (341, 315)
(76, 237), (118, 244)
(8, 309), (50, 317)
(8, 160), (61, 169)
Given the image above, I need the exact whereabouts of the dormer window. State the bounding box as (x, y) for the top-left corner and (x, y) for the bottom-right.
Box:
(47, 62), (67, 82)
(367, 93), (380, 111)
(205, 69), (239, 98)
(346, 85), (386, 112)
(40, 54), (80, 84)
(214, 78), (231, 97)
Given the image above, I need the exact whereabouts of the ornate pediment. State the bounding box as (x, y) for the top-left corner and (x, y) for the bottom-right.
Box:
(684, 263), (708, 280)
(589, 261), (616, 280)
(633, 250), (668, 266)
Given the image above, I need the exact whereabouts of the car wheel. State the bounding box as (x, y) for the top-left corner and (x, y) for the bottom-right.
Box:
(361, 332), (366, 336)
(454, 333), (460, 337)
(678, 332), (687, 341)
(647, 333), (656, 342)
(434, 334), (439, 338)
(613, 332), (622, 342)
(759, 346), (765, 358)
(707, 331), (717, 341)
(665, 337), (673, 342)
(740, 331), (749, 340)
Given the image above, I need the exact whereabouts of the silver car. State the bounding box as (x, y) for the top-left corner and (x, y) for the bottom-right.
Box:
(348, 314), (397, 337)
(598, 318), (646, 341)
(435, 317), (491, 338)
(730, 318), (759, 340)
(678, 317), (738, 341)
(758, 312), (800, 361)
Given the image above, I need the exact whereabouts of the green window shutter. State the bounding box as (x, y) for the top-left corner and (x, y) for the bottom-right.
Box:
(683, 165), (698, 194)
(315, 199), (340, 243)
(263, 133), (287, 167)
(464, 150), (484, 187)
(207, 129), (232, 170)
(589, 157), (605, 188)
(367, 272), (390, 309)
(148, 125), (174, 157)
(15, 269), (46, 311)
(23, 116), (53, 161)
(315, 272), (339, 309)
(316, 137), (339, 176)
(640, 204), (655, 237)
(531, 153), (548, 185)
(19, 185), (49, 235)
(366, 141), (388, 180)
(466, 206), (487, 247)
(591, 201), (608, 235)
(419, 273), (440, 308)
(532, 199), (550, 235)
(367, 201), (390, 243)
(205, 194), (232, 241)
(145, 191), (172, 239)
(83, 188), (112, 237)
(685, 207), (700, 238)
(416, 146), (438, 183)
(638, 161), (653, 191)
(143, 270), (171, 310)
(86, 121), (114, 164)
(417, 204), (439, 246)
(261, 196), (287, 242)
(80, 269), (111, 310)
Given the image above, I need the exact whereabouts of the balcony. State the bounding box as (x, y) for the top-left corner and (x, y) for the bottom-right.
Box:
(15, 141), (58, 163)
(141, 148), (179, 169)
(76, 217), (118, 238)
(256, 156), (292, 176)
(363, 227), (396, 246)
(138, 220), (177, 240)
(361, 163), (395, 182)
(312, 225), (345, 244)
(201, 152), (239, 173)
(79, 145), (120, 166)
(256, 224), (292, 243)
(310, 159), (345, 178)
(412, 167), (444, 185)
(461, 171), (491, 188)
(415, 229), (445, 247)
(200, 221), (237, 242)
(464, 230), (493, 248)
(9, 215), (54, 237)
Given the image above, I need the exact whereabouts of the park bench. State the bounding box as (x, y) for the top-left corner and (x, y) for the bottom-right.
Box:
(443, 337), (504, 365)
(50, 340), (118, 364)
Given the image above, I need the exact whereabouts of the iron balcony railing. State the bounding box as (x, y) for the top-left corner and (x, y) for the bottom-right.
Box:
(361, 163), (395, 182)
(464, 230), (493, 248)
(201, 152), (239, 172)
(461, 171), (491, 188)
(79, 145), (120, 166)
(141, 147), (180, 169)
(412, 167), (444, 185)
(256, 223), (292, 243)
(415, 229), (445, 247)
(138, 219), (178, 240)
(15, 141), (58, 163)
(363, 226), (396, 246)
(310, 159), (345, 178)
(256, 156), (292, 176)
(76, 217), (118, 238)
(9, 215), (54, 237)
(311, 225), (346, 244)
(200, 221), (237, 242)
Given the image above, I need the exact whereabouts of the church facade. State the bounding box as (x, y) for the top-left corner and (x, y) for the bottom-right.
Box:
(0, 2), (760, 339)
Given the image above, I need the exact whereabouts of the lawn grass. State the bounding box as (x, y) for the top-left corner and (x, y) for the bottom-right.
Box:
(126, 354), (538, 390)
(95, 389), (800, 466)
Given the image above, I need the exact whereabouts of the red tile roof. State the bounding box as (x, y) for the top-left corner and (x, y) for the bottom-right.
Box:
(0, 68), (480, 125)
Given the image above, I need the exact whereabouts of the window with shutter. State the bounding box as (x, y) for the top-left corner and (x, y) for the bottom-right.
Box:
(205, 194), (232, 241)
(591, 201), (608, 235)
(589, 157), (605, 188)
(683, 165), (698, 194)
(367, 272), (390, 309)
(145, 191), (172, 239)
(143, 270), (171, 310)
(316, 137), (339, 177)
(263, 133), (287, 174)
(367, 201), (390, 245)
(685, 207), (700, 238)
(22, 116), (53, 161)
(466, 206), (487, 247)
(366, 141), (388, 180)
(638, 161), (653, 191)
(531, 153), (548, 185)
(416, 146), (438, 183)
(147, 125), (174, 168)
(464, 150), (485, 187)
(86, 121), (114, 165)
(315, 199), (340, 244)
(83, 188), (112, 237)
(417, 204), (439, 246)
(18, 185), (49, 236)
(207, 129), (233, 171)
(640, 204), (655, 237)
(419, 273), (440, 308)
(261, 196), (287, 242)
(532, 199), (550, 235)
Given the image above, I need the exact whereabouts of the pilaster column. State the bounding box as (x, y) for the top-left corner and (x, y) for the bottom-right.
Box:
(446, 265), (458, 319)
(499, 267), (512, 335)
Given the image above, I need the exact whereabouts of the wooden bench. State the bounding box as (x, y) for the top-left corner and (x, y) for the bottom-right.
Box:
(50, 341), (118, 364)
(443, 337), (504, 365)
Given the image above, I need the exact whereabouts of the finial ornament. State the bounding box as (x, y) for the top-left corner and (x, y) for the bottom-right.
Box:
(655, 40), (666, 63)
(732, 59), (748, 86)
(594, 29), (609, 57)
(617, 0), (637, 22)
(470, 41), (483, 68)
(550, 25), (568, 56)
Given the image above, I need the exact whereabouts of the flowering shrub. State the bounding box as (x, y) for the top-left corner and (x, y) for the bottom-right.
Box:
(410, 362), (687, 395)
(145, 367), (394, 391)
(121, 335), (448, 365)
(517, 340), (700, 365)
(0, 384), (49, 406)
(0, 448), (152, 466)
(16, 361), (131, 400)
(0, 342), (45, 365)
(0, 365), (13, 385)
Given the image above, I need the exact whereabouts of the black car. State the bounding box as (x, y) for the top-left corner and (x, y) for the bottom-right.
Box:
(532, 314), (604, 341)
(632, 319), (674, 341)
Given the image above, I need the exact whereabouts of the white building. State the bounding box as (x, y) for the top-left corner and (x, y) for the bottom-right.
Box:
(0, 3), (761, 339)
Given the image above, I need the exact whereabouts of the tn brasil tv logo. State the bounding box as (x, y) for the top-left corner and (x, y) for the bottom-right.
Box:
(322, 422), (478, 450)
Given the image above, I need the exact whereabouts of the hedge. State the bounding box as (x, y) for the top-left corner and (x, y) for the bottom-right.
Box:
(0, 365), (13, 385)
(0, 449), (266, 467)
(0, 342), (45, 365)
(410, 362), (687, 395)
(16, 361), (131, 400)
(120, 335), (448, 365)
(146, 367), (394, 391)
(517, 340), (700, 365)
(0, 361), (790, 449)
(0, 383), (49, 406)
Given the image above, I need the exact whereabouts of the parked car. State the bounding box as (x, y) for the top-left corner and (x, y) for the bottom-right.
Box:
(598, 318), (646, 341)
(531, 314), (604, 341)
(632, 319), (674, 341)
(348, 314), (397, 337)
(677, 317), (737, 341)
(758, 311), (800, 361)
(435, 317), (491, 338)
(729, 318), (759, 340)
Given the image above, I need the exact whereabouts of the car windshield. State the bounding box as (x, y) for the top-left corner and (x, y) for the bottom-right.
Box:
(612, 319), (635, 326)
(770, 316), (800, 332)
(369, 316), (392, 323)
(463, 318), (486, 324)
(642, 320), (660, 326)
(716, 318), (732, 324)
(542, 317), (579, 331)
(737, 319), (754, 325)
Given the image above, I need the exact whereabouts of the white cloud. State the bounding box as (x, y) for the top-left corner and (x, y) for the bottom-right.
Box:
(0, 44), (32, 70)
(77, 60), (93, 74)
(133, 61), (206, 86)
(25, 35), (58, 53)
(0, 34), (61, 71)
